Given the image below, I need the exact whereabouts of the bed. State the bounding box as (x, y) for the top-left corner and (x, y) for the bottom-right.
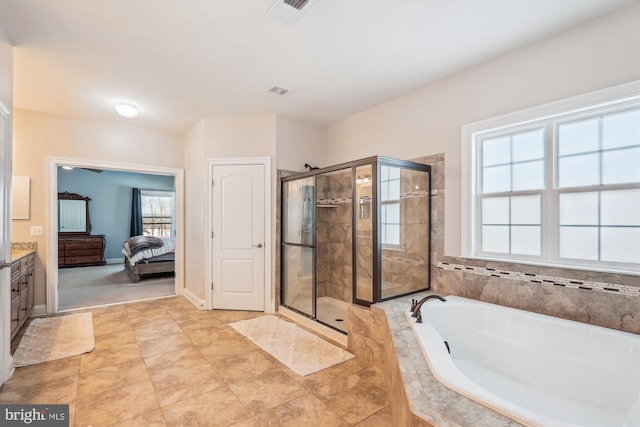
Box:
(122, 236), (175, 282)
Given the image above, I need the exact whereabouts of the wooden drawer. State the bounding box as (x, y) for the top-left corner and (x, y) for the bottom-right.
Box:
(10, 298), (20, 336)
(11, 276), (20, 300)
(65, 242), (104, 251)
(65, 255), (104, 265)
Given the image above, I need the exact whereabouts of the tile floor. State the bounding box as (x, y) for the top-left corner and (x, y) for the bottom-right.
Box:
(1, 296), (391, 427)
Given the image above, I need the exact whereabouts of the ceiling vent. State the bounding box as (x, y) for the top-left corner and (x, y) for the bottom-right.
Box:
(268, 0), (313, 23)
(268, 85), (293, 96)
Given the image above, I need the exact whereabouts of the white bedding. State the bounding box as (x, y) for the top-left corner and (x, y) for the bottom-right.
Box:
(122, 238), (175, 266)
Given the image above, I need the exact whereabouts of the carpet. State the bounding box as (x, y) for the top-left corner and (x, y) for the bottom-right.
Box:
(230, 315), (354, 376)
(12, 312), (95, 367)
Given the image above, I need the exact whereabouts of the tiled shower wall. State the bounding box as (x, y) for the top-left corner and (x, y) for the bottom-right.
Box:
(316, 171), (353, 304)
(413, 153), (639, 334)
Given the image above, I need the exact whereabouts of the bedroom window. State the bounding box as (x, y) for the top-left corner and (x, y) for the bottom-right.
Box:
(462, 84), (640, 274)
(141, 190), (175, 238)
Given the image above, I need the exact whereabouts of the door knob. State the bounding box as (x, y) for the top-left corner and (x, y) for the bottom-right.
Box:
(0, 260), (11, 270)
(252, 243), (263, 248)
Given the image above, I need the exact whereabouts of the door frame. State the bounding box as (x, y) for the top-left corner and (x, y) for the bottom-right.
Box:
(0, 104), (12, 384)
(46, 156), (184, 313)
(206, 157), (272, 312)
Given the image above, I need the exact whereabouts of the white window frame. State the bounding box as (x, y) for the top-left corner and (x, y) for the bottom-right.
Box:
(461, 81), (640, 275)
(380, 166), (401, 249)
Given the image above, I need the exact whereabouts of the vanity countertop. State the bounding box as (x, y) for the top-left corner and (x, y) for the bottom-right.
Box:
(10, 242), (37, 262)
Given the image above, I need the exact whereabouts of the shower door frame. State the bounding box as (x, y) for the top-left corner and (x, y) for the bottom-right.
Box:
(280, 155), (432, 324)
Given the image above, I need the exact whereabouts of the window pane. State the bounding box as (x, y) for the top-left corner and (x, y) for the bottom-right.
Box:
(381, 182), (389, 201)
(385, 224), (400, 246)
(559, 192), (598, 225)
(381, 166), (389, 181)
(557, 153), (599, 187)
(601, 189), (640, 226)
(384, 203), (400, 223)
(601, 227), (640, 264)
(512, 160), (544, 191)
(483, 165), (510, 193)
(511, 226), (541, 256)
(603, 110), (640, 149)
(559, 226), (598, 260)
(602, 147), (640, 185)
(558, 118), (599, 156)
(483, 136), (511, 166)
(482, 197), (509, 224)
(511, 195), (540, 224)
(513, 129), (544, 162)
(482, 226), (509, 253)
(388, 180), (400, 200)
(388, 167), (400, 180)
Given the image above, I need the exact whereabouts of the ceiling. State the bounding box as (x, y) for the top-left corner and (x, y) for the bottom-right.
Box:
(0, 0), (634, 134)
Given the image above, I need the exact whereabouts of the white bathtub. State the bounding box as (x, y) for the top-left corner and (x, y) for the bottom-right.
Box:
(406, 295), (640, 427)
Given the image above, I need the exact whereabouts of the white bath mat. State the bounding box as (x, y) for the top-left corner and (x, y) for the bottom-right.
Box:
(230, 315), (354, 376)
(12, 312), (95, 367)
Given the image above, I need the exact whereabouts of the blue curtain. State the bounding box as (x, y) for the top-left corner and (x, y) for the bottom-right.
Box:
(130, 188), (143, 237)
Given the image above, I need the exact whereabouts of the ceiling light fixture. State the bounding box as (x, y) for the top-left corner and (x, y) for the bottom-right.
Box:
(115, 103), (139, 118)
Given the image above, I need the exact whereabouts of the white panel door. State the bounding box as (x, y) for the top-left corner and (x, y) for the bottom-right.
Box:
(211, 163), (265, 311)
(0, 108), (12, 384)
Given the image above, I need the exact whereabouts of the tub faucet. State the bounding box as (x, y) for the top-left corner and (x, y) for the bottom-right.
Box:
(412, 295), (446, 323)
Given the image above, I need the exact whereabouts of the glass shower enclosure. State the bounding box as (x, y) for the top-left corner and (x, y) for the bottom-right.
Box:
(281, 156), (432, 333)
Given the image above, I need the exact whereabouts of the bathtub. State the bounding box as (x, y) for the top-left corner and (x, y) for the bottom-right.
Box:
(406, 295), (640, 427)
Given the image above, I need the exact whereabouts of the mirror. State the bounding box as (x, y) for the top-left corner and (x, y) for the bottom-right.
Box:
(58, 192), (91, 234)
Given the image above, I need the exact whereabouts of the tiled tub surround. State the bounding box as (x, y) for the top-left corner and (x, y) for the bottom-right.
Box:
(413, 152), (639, 335)
(347, 295), (520, 427)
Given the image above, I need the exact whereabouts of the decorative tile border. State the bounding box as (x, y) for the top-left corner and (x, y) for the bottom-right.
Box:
(437, 262), (640, 297)
(318, 191), (426, 206)
(317, 198), (352, 205)
(383, 255), (425, 267)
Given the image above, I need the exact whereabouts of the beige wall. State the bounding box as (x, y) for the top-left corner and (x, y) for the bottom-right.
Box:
(12, 109), (184, 306)
(276, 116), (327, 172)
(326, 4), (640, 256)
(183, 114), (277, 301)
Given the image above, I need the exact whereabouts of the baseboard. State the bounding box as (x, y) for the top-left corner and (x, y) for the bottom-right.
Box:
(183, 287), (206, 310)
(278, 305), (348, 347)
(30, 305), (47, 317)
(105, 258), (124, 265)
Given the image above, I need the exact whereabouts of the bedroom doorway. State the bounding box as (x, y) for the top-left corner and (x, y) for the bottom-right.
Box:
(46, 157), (184, 313)
(209, 158), (271, 312)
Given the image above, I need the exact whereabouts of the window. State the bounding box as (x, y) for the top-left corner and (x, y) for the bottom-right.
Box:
(464, 86), (639, 274)
(381, 165), (401, 247)
(141, 190), (175, 237)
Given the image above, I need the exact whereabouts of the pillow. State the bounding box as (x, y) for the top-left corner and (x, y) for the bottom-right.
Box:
(125, 235), (164, 256)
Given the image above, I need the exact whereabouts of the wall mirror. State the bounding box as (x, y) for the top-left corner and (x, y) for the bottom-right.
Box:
(58, 192), (91, 234)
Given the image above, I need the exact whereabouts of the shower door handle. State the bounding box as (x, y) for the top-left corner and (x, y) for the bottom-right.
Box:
(252, 243), (263, 248)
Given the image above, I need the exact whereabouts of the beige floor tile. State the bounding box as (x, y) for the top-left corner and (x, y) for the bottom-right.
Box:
(143, 347), (211, 377)
(162, 386), (249, 427)
(208, 310), (260, 323)
(295, 363), (354, 393)
(256, 393), (349, 427)
(134, 320), (183, 341)
(150, 363), (224, 407)
(92, 329), (138, 352)
(80, 342), (143, 373)
(182, 324), (238, 345)
(7, 355), (81, 388)
(127, 310), (174, 327)
(353, 406), (393, 426)
(0, 375), (78, 404)
(77, 358), (150, 397)
(92, 312), (132, 337)
(228, 369), (307, 414)
(229, 418), (261, 427)
(75, 380), (159, 427)
(109, 410), (167, 427)
(196, 336), (254, 364)
(315, 372), (388, 424)
(214, 349), (279, 384)
(137, 333), (193, 357)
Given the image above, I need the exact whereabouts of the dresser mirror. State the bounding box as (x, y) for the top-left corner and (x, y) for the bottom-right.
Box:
(58, 192), (92, 234)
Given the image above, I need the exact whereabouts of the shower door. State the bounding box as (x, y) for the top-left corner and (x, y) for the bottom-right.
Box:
(282, 177), (316, 317)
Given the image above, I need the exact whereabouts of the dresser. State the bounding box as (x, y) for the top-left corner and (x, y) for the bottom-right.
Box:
(10, 252), (35, 340)
(58, 234), (106, 268)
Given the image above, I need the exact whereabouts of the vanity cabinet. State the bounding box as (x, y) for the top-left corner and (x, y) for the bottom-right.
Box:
(10, 253), (35, 340)
(58, 235), (106, 267)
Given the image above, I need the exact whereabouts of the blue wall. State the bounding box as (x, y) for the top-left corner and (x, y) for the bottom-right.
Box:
(58, 168), (175, 259)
